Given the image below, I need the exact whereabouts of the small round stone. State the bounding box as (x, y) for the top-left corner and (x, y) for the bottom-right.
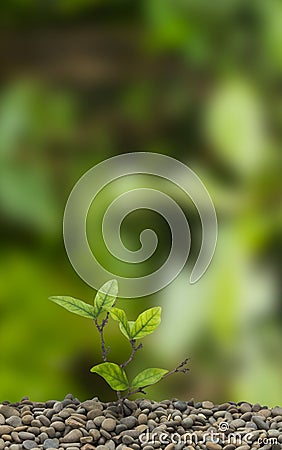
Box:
(202, 401), (214, 409)
(182, 417), (193, 429)
(19, 431), (36, 440)
(0, 405), (20, 418)
(0, 425), (13, 434)
(122, 435), (134, 445)
(252, 415), (269, 430)
(22, 441), (38, 450)
(139, 400), (152, 410)
(6, 416), (22, 427)
(89, 429), (100, 441)
(173, 401), (187, 411)
(87, 409), (104, 420)
(138, 413), (147, 424)
(272, 407), (282, 416)
(206, 442), (222, 450)
(38, 415), (51, 427)
(239, 403), (252, 413)
(93, 416), (104, 427)
(60, 429), (82, 443)
(43, 438), (60, 449)
(120, 416), (137, 429)
(101, 418), (116, 432)
(22, 415), (33, 425)
(230, 419), (245, 428)
(51, 421), (65, 432)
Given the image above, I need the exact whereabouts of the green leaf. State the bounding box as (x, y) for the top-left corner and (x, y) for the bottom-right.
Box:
(130, 307), (162, 340)
(109, 307), (131, 340)
(90, 362), (129, 391)
(94, 280), (118, 316)
(131, 368), (169, 388)
(49, 296), (97, 319)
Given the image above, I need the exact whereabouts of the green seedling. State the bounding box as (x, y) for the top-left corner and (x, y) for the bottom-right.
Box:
(49, 279), (189, 402)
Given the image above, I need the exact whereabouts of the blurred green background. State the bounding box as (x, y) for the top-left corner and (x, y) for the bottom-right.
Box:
(0, 0), (281, 406)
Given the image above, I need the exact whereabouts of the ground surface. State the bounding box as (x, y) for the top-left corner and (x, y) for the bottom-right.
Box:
(0, 395), (281, 450)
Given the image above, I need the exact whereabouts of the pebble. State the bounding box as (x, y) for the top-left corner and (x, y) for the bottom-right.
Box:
(0, 425), (13, 434)
(252, 415), (269, 430)
(101, 418), (116, 432)
(22, 415), (33, 425)
(239, 403), (252, 413)
(60, 429), (83, 442)
(22, 441), (38, 449)
(43, 438), (60, 449)
(230, 418), (246, 428)
(173, 400), (187, 411)
(80, 400), (102, 412)
(138, 413), (147, 424)
(6, 416), (22, 427)
(272, 407), (282, 416)
(206, 442), (222, 450)
(94, 416), (104, 427)
(202, 401), (214, 409)
(51, 421), (65, 431)
(19, 431), (36, 440)
(0, 396), (279, 450)
(0, 405), (20, 418)
(182, 417), (193, 429)
(120, 416), (137, 428)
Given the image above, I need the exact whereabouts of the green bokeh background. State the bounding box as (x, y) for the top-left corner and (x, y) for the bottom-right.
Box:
(0, 0), (281, 406)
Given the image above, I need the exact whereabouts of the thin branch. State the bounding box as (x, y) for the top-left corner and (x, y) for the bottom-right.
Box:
(125, 357), (190, 398)
(94, 312), (110, 361)
(162, 357), (190, 379)
(120, 339), (143, 369)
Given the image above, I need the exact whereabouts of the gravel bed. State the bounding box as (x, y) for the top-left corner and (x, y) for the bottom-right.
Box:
(0, 395), (281, 450)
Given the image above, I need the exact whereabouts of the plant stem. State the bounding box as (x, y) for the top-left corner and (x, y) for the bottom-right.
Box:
(116, 391), (124, 417)
(94, 313), (110, 362)
(120, 339), (143, 369)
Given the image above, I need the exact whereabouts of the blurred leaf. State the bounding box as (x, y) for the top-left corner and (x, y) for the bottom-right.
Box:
(90, 362), (129, 391)
(0, 166), (58, 232)
(204, 78), (265, 176)
(131, 367), (168, 388)
(49, 296), (97, 319)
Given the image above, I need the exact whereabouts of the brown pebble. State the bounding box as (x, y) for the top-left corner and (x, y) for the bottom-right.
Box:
(101, 418), (116, 432)
(0, 425), (13, 435)
(0, 406), (20, 418)
(206, 442), (222, 450)
(202, 401), (214, 409)
(89, 429), (100, 441)
(22, 415), (33, 425)
(138, 413), (147, 425)
(164, 444), (175, 450)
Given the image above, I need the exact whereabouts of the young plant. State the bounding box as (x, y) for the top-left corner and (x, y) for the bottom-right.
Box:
(49, 279), (189, 401)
